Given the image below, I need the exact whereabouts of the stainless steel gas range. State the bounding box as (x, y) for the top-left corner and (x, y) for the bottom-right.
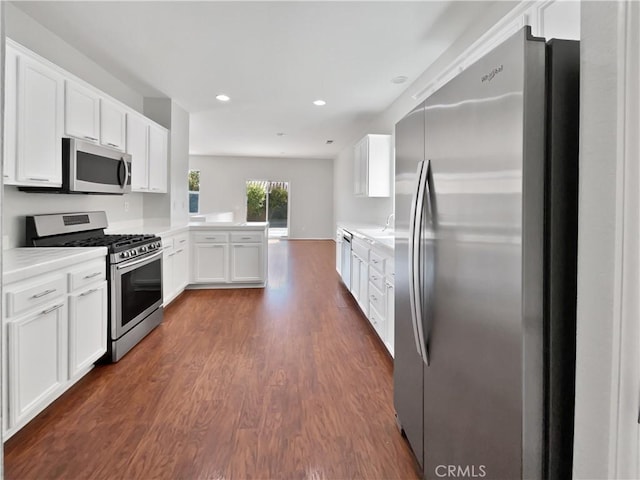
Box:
(26, 211), (163, 362)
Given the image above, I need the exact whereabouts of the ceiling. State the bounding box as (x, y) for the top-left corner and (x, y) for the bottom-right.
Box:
(13, 1), (497, 159)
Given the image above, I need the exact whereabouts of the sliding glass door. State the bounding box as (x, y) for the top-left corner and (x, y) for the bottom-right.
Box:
(246, 180), (289, 238)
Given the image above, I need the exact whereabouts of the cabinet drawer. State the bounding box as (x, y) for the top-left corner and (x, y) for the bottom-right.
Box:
(352, 238), (369, 261)
(68, 260), (106, 292)
(368, 269), (385, 291)
(162, 236), (174, 250)
(368, 283), (385, 316)
(6, 275), (66, 318)
(193, 231), (228, 244)
(174, 233), (189, 248)
(369, 250), (386, 274)
(368, 304), (387, 340)
(230, 232), (263, 243)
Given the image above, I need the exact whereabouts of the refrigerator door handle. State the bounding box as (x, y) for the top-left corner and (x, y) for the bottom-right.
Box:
(409, 160), (429, 364)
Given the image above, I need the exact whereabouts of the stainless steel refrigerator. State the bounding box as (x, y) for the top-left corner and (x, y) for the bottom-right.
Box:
(394, 27), (579, 480)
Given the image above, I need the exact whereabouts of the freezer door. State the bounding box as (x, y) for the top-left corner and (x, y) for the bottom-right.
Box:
(422, 28), (546, 479)
(394, 101), (426, 468)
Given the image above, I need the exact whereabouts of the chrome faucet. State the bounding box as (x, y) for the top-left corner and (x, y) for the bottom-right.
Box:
(383, 213), (395, 231)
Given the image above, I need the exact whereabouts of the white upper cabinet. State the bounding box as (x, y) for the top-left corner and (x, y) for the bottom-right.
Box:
(127, 113), (168, 193)
(127, 113), (150, 191)
(100, 99), (126, 151)
(64, 80), (100, 143)
(148, 124), (168, 193)
(354, 134), (391, 197)
(15, 52), (64, 187)
(4, 46), (18, 184)
(3, 39), (171, 191)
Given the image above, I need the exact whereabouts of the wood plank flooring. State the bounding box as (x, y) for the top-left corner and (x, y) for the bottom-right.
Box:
(4, 240), (420, 480)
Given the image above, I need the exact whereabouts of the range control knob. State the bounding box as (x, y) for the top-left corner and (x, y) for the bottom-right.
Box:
(130, 248), (137, 256)
(140, 246), (148, 253)
(120, 252), (127, 258)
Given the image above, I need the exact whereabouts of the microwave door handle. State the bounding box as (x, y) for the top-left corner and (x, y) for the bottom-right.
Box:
(117, 157), (128, 188)
(122, 157), (130, 187)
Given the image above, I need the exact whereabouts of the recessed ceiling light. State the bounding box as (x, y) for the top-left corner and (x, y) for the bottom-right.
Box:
(216, 94), (230, 102)
(326, 140), (334, 144)
(276, 132), (286, 137)
(391, 76), (409, 84)
(313, 99), (326, 106)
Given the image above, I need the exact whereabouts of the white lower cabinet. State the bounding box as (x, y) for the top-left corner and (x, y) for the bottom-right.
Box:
(193, 244), (228, 283)
(190, 228), (267, 286)
(68, 281), (107, 378)
(3, 252), (108, 439)
(8, 300), (68, 428)
(162, 232), (190, 305)
(342, 229), (394, 357)
(230, 244), (264, 282)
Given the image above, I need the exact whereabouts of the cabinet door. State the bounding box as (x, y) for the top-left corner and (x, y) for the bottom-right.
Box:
(16, 54), (64, 186)
(350, 252), (361, 300)
(8, 301), (68, 428)
(68, 282), (107, 378)
(385, 280), (395, 356)
(336, 235), (342, 275)
(127, 114), (149, 191)
(193, 244), (228, 283)
(162, 250), (175, 303)
(100, 99), (126, 151)
(65, 80), (100, 143)
(174, 246), (189, 291)
(230, 244), (264, 282)
(4, 46), (18, 184)
(353, 138), (367, 196)
(358, 259), (369, 315)
(148, 124), (168, 193)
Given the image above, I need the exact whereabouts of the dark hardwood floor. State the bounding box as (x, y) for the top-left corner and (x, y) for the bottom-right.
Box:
(4, 240), (420, 480)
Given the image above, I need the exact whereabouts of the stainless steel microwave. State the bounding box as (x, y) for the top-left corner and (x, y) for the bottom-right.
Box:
(62, 138), (131, 194)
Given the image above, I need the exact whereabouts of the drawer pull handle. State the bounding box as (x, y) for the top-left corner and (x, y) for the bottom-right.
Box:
(40, 303), (63, 315)
(107, 142), (119, 148)
(179, 239), (187, 244)
(79, 288), (99, 297)
(371, 275), (378, 280)
(31, 288), (56, 299)
(371, 295), (378, 301)
(372, 259), (379, 264)
(83, 272), (102, 279)
(176, 249), (184, 254)
(28, 177), (49, 182)
(84, 135), (98, 141)
(241, 237), (252, 240)
(205, 237), (219, 240)
(168, 252), (176, 257)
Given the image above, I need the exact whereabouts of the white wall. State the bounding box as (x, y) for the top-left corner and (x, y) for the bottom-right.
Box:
(190, 155), (333, 239)
(573, 2), (638, 478)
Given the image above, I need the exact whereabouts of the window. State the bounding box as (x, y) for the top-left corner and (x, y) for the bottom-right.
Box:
(189, 170), (200, 213)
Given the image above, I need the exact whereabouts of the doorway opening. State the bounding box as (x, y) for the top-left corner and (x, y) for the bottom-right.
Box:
(246, 180), (289, 238)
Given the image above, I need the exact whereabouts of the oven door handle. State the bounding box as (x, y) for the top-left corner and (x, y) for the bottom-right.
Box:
(116, 251), (162, 270)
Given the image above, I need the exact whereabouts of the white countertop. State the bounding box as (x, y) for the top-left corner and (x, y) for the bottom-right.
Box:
(106, 221), (269, 238)
(338, 223), (394, 252)
(3, 247), (108, 284)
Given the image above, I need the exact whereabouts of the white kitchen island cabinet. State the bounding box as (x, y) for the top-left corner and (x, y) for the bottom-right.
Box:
(189, 223), (268, 288)
(2, 247), (108, 440)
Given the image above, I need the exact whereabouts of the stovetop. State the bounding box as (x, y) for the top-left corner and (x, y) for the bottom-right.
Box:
(61, 234), (158, 251)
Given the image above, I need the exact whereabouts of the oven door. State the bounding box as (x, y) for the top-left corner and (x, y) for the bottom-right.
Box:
(64, 138), (132, 194)
(111, 250), (163, 340)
